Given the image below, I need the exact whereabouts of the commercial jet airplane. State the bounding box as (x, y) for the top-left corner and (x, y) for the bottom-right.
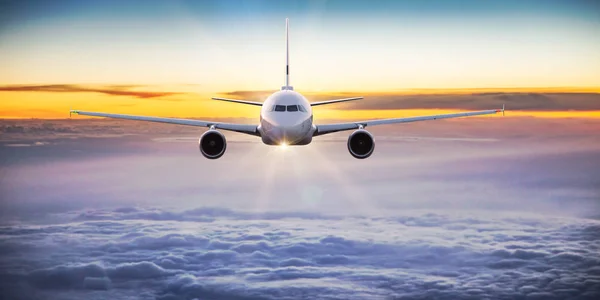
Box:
(71, 18), (504, 159)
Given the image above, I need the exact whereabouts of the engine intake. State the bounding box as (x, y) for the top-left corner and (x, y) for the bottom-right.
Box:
(347, 130), (375, 159)
(199, 130), (227, 159)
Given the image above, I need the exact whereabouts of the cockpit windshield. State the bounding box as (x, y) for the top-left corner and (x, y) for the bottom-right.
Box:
(271, 104), (307, 112)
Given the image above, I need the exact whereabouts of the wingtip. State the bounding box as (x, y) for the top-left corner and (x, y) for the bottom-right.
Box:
(496, 104), (505, 116)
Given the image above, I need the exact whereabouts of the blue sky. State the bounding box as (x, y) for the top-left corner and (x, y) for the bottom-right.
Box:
(2, 0), (599, 90)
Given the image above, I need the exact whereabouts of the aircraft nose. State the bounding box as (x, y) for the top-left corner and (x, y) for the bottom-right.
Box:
(270, 127), (284, 140)
(269, 125), (300, 144)
(262, 114), (309, 144)
(275, 117), (304, 128)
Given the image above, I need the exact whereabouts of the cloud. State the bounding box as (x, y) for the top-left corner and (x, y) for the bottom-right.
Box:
(109, 261), (173, 279)
(0, 84), (183, 99)
(221, 90), (273, 101)
(71, 206), (345, 223)
(1, 101), (598, 300)
(28, 263), (107, 289)
(219, 90), (600, 111)
(0, 117), (259, 144)
(1, 207), (599, 299)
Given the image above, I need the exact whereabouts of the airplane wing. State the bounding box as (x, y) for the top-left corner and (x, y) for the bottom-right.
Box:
(310, 97), (363, 106)
(70, 110), (260, 136)
(211, 97), (263, 106)
(314, 107), (504, 136)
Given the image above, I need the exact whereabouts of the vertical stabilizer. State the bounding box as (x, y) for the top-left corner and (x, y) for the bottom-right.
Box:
(282, 18), (293, 90)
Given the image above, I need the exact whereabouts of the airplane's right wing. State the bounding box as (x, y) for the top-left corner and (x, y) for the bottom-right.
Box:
(70, 110), (260, 136)
(314, 107), (504, 136)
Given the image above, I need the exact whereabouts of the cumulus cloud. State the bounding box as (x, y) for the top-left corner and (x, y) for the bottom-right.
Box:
(1, 111), (599, 299)
(1, 207), (599, 299)
(28, 263), (108, 289)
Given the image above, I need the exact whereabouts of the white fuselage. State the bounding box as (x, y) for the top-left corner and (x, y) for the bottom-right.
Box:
(257, 90), (315, 145)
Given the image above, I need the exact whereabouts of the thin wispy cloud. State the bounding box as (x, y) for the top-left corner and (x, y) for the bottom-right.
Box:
(221, 90), (600, 111)
(0, 84), (184, 99)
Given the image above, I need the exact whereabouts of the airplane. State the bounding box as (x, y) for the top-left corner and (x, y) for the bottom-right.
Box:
(70, 18), (504, 159)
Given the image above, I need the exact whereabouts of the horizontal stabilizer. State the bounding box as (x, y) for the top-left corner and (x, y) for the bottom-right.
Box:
(211, 97), (263, 106)
(310, 97), (363, 106)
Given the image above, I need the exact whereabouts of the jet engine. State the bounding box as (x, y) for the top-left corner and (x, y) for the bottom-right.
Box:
(199, 130), (227, 159)
(347, 129), (375, 159)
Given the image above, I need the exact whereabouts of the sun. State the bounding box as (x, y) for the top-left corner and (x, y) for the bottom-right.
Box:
(279, 142), (288, 150)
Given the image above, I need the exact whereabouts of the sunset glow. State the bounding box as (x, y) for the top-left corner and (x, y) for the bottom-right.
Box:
(1, 0), (599, 119)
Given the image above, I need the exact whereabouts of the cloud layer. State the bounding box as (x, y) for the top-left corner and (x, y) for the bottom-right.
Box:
(0, 84), (182, 99)
(3, 84), (599, 111)
(222, 90), (600, 111)
(1, 110), (599, 299)
(1, 207), (599, 299)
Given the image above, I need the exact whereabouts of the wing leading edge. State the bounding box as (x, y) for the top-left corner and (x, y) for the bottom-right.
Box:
(70, 110), (260, 136)
(310, 97), (363, 106)
(314, 107), (504, 136)
(211, 96), (364, 107)
(211, 97), (263, 106)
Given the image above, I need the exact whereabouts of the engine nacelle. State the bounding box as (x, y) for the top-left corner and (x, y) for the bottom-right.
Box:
(199, 130), (227, 159)
(347, 129), (375, 159)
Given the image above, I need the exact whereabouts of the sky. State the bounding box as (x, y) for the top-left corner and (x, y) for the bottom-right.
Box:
(1, 2), (600, 297)
(0, 0), (599, 118)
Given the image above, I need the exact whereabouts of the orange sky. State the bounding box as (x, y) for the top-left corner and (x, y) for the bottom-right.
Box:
(1, 86), (600, 120)
(3, 1), (599, 121)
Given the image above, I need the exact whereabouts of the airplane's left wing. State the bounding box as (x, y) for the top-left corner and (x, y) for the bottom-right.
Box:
(314, 107), (504, 136)
(310, 97), (363, 106)
(211, 97), (263, 106)
(70, 110), (260, 136)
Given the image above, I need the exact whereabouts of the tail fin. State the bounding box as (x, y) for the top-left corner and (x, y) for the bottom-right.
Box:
(282, 18), (293, 90)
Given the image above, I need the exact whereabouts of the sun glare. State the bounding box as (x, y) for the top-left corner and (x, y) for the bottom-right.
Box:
(279, 142), (288, 150)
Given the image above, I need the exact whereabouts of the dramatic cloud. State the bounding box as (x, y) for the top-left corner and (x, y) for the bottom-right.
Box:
(0, 84), (183, 99)
(0, 207), (599, 299)
(1, 109), (598, 299)
(221, 90), (600, 111)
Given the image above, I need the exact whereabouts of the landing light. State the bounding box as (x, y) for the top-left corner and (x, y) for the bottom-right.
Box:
(279, 142), (288, 150)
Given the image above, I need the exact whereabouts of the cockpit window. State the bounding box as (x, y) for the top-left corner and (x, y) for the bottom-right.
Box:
(271, 104), (307, 112)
